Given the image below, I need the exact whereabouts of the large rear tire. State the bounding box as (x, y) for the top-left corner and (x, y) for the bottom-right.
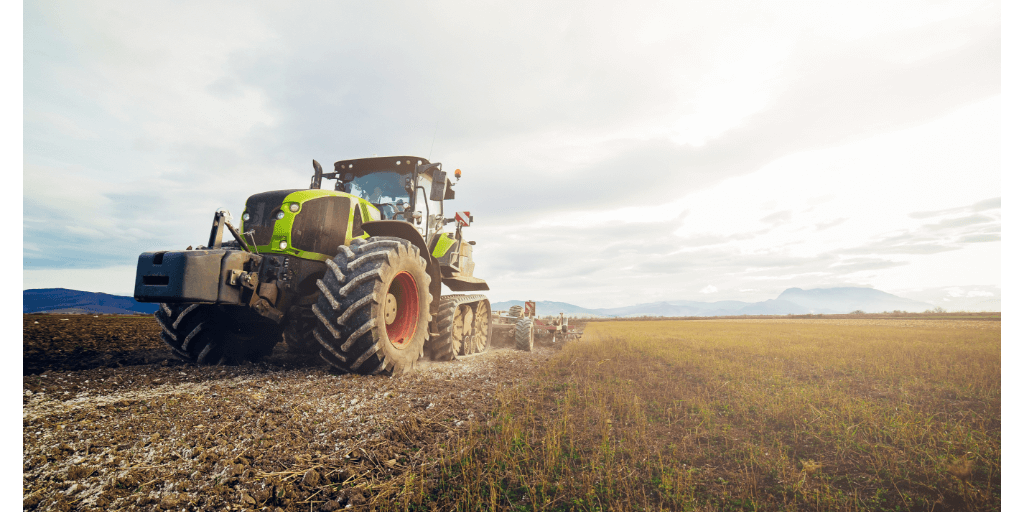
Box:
(155, 303), (281, 364)
(312, 237), (432, 375)
(514, 317), (534, 352)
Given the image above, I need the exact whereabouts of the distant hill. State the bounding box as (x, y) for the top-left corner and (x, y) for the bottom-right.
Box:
(738, 299), (813, 315)
(490, 300), (608, 317)
(777, 287), (934, 313)
(592, 300), (750, 317)
(495, 286), (950, 318)
(23, 288), (159, 315)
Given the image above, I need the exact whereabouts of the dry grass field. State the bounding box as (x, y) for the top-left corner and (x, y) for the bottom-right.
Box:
(423, 318), (1000, 511)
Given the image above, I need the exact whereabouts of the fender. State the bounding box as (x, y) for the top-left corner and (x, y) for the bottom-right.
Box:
(362, 221), (442, 317)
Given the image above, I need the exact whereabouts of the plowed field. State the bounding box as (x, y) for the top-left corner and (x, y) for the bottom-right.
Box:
(23, 315), (555, 511)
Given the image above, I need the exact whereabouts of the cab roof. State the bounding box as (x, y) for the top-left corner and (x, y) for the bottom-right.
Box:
(332, 156), (435, 178)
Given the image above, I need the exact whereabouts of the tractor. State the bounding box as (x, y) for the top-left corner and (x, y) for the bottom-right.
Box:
(133, 156), (491, 375)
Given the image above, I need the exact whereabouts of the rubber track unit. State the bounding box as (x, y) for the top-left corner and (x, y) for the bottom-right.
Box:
(424, 294), (489, 361)
(514, 316), (534, 352)
(155, 303), (282, 365)
(468, 299), (492, 355)
(312, 236), (432, 375)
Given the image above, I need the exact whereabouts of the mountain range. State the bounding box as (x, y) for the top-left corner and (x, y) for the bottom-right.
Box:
(23, 288), (159, 315)
(492, 287), (948, 317)
(24, 286), (989, 317)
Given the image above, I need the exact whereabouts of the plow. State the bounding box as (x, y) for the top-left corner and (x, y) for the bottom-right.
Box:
(490, 301), (583, 351)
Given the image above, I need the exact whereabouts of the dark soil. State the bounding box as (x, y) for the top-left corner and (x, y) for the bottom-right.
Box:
(23, 314), (556, 511)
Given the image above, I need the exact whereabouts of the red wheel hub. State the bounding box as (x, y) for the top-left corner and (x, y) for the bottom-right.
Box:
(385, 271), (419, 348)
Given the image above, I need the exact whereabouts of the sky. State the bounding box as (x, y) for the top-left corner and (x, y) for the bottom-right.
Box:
(21, 0), (1005, 308)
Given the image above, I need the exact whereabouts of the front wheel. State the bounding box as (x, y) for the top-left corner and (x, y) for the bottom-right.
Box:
(155, 303), (281, 364)
(312, 237), (432, 375)
(283, 306), (321, 360)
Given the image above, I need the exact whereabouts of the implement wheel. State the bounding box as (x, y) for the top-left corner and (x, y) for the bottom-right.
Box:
(514, 316), (534, 352)
(312, 237), (431, 375)
(155, 303), (281, 364)
(283, 306), (319, 358)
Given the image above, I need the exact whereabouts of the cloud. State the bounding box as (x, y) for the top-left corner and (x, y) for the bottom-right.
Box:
(957, 233), (1000, 243)
(827, 258), (909, 273)
(922, 214), (995, 231)
(908, 196), (1000, 218)
(760, 210), (793, 225)
(22, 1), (1001, 306)
(815, 218), (848, 231)
(700, 285), (718, 294)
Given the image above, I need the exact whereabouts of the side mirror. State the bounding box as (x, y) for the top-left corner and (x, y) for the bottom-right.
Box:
(429, 170), (447, 201)
(310, 159), (323, 189)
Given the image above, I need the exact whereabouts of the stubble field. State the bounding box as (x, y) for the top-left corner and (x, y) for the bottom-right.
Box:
(431, 318), (1000, 511)
(23, 314), (999, 511)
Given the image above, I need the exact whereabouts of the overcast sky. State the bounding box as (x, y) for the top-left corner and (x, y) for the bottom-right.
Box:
(22, 0), (1003, 308)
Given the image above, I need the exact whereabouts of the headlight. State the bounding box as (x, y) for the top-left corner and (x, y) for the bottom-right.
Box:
(279, 240), (288, 250)
(289, 203), (299, 212)
(242, 213), (250, 222)
(275, 211), (285, 220)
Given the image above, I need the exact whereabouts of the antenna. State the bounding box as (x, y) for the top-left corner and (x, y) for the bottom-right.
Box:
(428, 120), (439, 160)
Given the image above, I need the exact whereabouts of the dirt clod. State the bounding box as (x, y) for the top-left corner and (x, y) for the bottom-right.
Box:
(240, 491), (256, 506)
(158, 493), (181, 509)
(301, 468), (321, 487)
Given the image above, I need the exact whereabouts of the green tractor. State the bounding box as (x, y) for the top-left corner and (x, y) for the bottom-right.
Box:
(134, 156), (491, 375)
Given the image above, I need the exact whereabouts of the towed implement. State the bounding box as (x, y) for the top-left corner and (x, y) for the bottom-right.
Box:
(134, 157), (490, 375)
(492, 303), (582, 351)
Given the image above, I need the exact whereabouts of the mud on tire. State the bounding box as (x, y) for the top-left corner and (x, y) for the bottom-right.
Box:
(514, 316), (534, 352)
(312, 237), (432, 375)
(155, 303), (282, 364)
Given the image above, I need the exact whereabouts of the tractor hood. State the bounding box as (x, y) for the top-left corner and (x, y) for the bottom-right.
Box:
(240, 189), (378, 261)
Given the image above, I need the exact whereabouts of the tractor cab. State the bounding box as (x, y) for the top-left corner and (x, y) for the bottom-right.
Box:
(310, 156), (457, 240)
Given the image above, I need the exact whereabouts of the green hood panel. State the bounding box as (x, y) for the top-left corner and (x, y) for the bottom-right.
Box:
(239, 189), (378, 261)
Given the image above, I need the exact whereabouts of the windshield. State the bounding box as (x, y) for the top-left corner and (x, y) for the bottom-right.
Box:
(345, 171), (411, 221)
(347, 171), (410, 204)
